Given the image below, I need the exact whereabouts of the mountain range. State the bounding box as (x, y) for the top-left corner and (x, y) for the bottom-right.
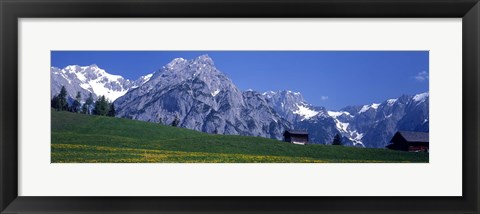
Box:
(51, 55), (429, 148)
(51, 64), (153, 101)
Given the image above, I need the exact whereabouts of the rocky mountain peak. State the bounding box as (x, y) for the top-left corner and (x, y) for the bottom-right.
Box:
(193, 54), (214, 65)
(262, 90), (305, 103)
(89, 64), (99, 68)
(165, 58), (188, 70)
(114, 55), (286, 139)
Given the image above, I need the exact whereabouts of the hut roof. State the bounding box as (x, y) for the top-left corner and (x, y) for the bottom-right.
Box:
(284, 130), (309, 135)
(396, 131), (429, 143)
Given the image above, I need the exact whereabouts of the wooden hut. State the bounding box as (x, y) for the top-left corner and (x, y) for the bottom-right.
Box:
(283, 130), (309, 145)
(386, 131), (429, 152)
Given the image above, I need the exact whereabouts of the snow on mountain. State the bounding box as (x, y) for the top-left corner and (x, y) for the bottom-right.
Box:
(333, 119), (349, 132)
(261, 90), (321, 122)
(332, 92), (429, 148)
(211, 89), (221, 97)
(51, 65), (153, 102)
(293, 104), (319, 120)
(349, 131), (365, 147)
(327, 110), (364, 147)
(327, 111), (352, 118)
(259, 89), (428, 148)
(386, 98), (397, 105)
(131, 73), (153, 89)
(358, 103), (380, 114)
(413, 92), (429, 102)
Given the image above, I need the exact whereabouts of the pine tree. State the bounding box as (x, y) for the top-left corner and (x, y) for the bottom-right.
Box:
(58, 86), (69, 111)
(84, 93), (94, 114)
(71, 91), (82, 113)
(332, 133), (343, 146)
(171, 116), (180, 127)
(93, 95), (109, 116)
(107, 103), (116, 117)
(51, 86), (69, 111)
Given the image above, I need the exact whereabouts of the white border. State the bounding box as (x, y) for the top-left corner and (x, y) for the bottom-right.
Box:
(18, 18), (462, 196)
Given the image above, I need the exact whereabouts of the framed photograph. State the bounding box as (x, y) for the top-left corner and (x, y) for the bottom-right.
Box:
(1, 0), (479, 213)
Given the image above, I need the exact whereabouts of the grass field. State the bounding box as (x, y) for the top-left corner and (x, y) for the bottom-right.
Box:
(51, 110), (429, 163)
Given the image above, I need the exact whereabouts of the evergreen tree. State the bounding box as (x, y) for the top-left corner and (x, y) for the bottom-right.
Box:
(93, 95), (109, 116)
(51, 86), (69, 111)
(107, 103), (116, 117)
(171, 116), (180, 127)
(58, 86), (68, 111)
(84, 93), (94, 114)
(71, 91), (82, 113)
(332, 133), (343, 146)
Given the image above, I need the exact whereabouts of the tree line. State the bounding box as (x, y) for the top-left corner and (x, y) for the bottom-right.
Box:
(51, 86), (115, 117)
(52, 86), (183, 127)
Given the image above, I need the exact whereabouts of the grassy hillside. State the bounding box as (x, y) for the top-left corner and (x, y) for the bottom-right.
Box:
(51, 111), (428, 163)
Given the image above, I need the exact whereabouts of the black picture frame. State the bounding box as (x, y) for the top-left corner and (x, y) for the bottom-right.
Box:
(1, 0), (479, 213)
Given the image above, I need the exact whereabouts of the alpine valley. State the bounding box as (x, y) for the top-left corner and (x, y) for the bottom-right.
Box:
(51, 55), (429, 148)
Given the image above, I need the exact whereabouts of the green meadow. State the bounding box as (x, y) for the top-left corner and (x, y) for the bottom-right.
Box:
(51, 111), (428, 163)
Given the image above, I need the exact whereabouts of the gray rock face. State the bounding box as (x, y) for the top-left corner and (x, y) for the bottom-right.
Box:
(51, 65), (152, 102)
(242, 91), (291, 139)
(262, 90), (308, 122)
(260, 90), (349, 145)
(114, 55), (290, 139)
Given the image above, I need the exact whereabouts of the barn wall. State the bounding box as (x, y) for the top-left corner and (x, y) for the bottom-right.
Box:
(283, 133), (308, 144)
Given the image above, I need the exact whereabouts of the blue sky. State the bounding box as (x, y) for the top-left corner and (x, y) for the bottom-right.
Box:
(51, 51), (429, 110)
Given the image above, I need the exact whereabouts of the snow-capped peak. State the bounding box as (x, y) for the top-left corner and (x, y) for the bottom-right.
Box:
(386, 98), (398, 105)
(413, 92), (429, 102)
(285, 90), (302, 96)
(262, 91), (276, 98)
(194, 54), (214, 65)
(358, 103), (380, 114)
(51, 65), (152, 102)
(166, 58), (187, 69)
(141, 73), (153, 82)
(131, 73), (154, 89)
(171, 57), (187, 63)
(262, 91), (275, 95)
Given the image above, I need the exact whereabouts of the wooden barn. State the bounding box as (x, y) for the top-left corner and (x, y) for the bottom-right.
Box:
(283, 130), (309, 145)
(386, 131), (429, 152)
